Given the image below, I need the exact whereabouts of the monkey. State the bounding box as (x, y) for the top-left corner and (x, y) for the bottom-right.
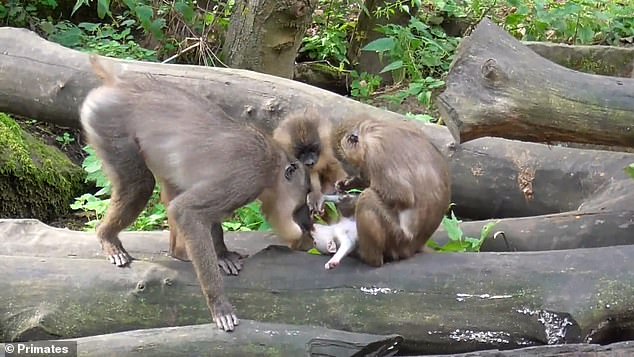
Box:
(312, 216), (358, 270)
(273, 109), (348, 217)
(80, 54), (314, 332)
(331, 116), (451, 267)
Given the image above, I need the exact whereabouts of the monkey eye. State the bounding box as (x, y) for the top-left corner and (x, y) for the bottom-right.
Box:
(284, 162), (299, 180)
(346, 133), (359, 145)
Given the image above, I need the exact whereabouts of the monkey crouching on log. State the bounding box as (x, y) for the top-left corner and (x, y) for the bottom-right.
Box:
(273, 109), (348, 216)
(80, 55), (314, 331)
(332, 117), (451, 267)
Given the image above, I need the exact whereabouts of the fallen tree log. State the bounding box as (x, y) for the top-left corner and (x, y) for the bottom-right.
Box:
(427, 341), (634, 357)
(58, 321), (402, 357)
(1, 29), (633, 251)
(437, 18), (634, 148)
(1, 220), (634, 355)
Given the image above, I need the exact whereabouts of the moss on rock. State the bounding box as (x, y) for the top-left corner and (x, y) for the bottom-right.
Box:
(0, 113), (86, 221)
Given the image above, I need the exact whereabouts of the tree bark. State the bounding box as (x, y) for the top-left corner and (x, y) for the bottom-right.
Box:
(221, 0), (318, 78)
(1, 219), (634, 355)
(436, 18), (634, 148)
(65, 321), (402, 357)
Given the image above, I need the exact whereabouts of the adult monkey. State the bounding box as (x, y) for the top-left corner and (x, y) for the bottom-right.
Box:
(332, 116), (451, 267)
(80, 55), (313, 331)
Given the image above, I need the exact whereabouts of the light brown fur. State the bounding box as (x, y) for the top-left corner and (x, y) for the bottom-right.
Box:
(273, 109), (348, 216)
(332, 116), (451, 267)
(80, 55), (313, 331)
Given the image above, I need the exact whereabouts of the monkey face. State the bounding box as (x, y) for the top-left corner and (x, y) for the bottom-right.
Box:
(297, 146), (320, 168)
(339, 130), (364, 168)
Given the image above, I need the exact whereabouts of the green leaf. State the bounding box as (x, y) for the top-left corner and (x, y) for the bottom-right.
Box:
(380, 60), (403, 73)
(577, 26), (595, 44)
(307, 248), (322, 255)
(626, 163), (634, 179)
(440, 240), (468, 253)
(148, 18), (166, 39)
(71, 0), (90, 17)
(361, 37), (395, 53)
(97, 0), (111, 19)
(480, 220), (500, 241)
(175, 1), (195, 23)
(135, 5), (153, 26)
(442, 212), (463, 242)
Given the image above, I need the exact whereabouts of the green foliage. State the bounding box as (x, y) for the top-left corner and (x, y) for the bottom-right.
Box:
(405, 112), (437, 123)
(55, 132), (75, 149)
(71, 145), (273, 232)
(40, 20), (158, 61)
(349, 71), (382, 101)
(427, 210), (500, 253)
(0, 0), (58, 27)
(626, 164), (634, 180)
(361, 17), (458, 106)
(300, 0), (355, 68)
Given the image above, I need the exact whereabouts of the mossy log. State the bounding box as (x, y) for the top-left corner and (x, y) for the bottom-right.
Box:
(1, 219), (634, 355)
(0, 114), (85, 221)
(437, 19), (634, 148)
(58, 321), (402, 357)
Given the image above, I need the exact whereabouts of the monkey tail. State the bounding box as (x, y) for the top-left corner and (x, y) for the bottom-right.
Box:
(89, 54), (117, 86)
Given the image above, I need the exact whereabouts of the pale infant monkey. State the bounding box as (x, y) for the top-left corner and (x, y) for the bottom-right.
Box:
(312, 216), (358, 270)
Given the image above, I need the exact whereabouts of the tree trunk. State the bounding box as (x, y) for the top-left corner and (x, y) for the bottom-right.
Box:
(436, 18), (634, 148)
(348, 0), (418, 82)
(221, 0), (318, 78)
(66, 321), (402, 357)
(2, 219), (634, 355)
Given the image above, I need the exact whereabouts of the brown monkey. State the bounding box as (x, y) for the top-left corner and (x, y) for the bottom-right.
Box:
(331, 117), (451, 267)
(80, 55), (313, 331)
(273, 109), (348, 215)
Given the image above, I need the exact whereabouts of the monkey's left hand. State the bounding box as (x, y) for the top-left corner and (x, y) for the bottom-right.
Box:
(217, 251), (248, 275)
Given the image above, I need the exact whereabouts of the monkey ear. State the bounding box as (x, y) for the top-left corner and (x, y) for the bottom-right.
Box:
(284, 162), (299, 180)
(326, 240), (337, 253)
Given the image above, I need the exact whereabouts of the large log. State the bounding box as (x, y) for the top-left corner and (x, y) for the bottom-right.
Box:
(1, 219), (634, 355)
(0, 28), (633, 251)
(437, 18), (634, 148)
(60, 321), (402, 357)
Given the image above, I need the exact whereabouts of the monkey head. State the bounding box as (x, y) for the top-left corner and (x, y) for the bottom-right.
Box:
(259, 157), (314, 250)
(332, 118), (367, 169)
(311, 224), (338, 254)
(273, 109), (324, 169)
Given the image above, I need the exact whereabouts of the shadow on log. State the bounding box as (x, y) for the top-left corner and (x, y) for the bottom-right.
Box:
(1, 220), (634, 355)
(437, 18), (634, 148)
(57, 321), (402, 357)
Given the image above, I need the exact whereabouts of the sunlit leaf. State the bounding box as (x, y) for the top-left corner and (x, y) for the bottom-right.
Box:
(380, 60), (403, 73)
(362, 37), (395, 53)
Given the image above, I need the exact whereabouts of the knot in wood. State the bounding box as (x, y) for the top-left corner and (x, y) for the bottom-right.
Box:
(481, 58), (507, 84)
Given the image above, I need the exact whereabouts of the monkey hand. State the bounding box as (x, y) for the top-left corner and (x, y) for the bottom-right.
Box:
(307, 191), (325, 215)
(211, 297), (239, 332)
(325, 258), (340, 270)
(335, 176), (366, 193)
(217, 251), (247, 276)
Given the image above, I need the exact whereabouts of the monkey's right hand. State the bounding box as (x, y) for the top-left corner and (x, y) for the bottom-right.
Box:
(335, 176), (366, 193)
(211, 297), (239, 332)
(307, 191), (325, 215)
(217, 251), (247, 276)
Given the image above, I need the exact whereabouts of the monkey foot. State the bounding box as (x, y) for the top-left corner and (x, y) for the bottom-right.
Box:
(212, 298), (239, 332)
(101, 241), (132, 267)
(217, 251), (247, 276)
(307, 192), (325, 215)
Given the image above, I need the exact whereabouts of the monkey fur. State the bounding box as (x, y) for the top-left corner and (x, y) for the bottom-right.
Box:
(80, 55), (313, 331)
(273, 109), (348, 217)
(331, 116), (451, 267)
